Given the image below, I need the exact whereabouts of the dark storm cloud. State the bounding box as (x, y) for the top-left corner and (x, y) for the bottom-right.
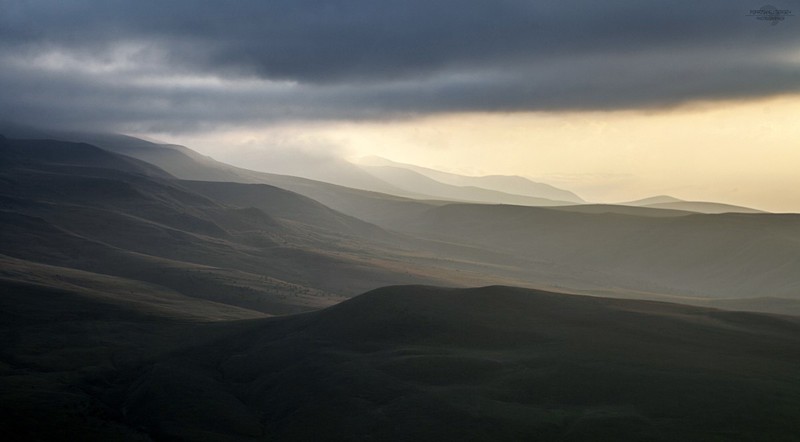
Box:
(1, 0), (799, 130)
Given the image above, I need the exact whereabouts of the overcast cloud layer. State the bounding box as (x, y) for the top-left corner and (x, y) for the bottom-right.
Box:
(1, 0), (799, 131)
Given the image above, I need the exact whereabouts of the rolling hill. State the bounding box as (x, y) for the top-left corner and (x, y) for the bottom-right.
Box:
(5, 132), (799, 310)
(13, 128), (457, 225)
(4, 130), (800, 440)
(623, 195), (763, 214)
(644, 201), (765, 214)
(4, 285), (800, 440)
(178, 180), (391, 239)
(0, 136), (472, 315)
(0, 125), (582, 208)
(392, 203), (800, 299)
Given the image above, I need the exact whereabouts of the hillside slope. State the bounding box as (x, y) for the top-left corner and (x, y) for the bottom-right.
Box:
(396, 203), (800, 298)
(6, 285), (800, 441)
(5, 132), (798, 309)
(0, 137), (463, 314)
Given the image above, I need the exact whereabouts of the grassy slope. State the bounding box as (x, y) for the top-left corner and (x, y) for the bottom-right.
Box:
(5, 134), (799, 315)
(68, 134), (800, 304)
(0, 277), (265, 441)
(178, 179), (392, 239)
(397, 203), (800, 298)
(0, 254), (267, 321)
(6, 285), (799, 441)
(3, 133), (800, 440)
(0, 137), (466, 315)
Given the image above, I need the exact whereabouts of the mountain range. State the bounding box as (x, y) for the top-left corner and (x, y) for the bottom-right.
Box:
(2, 127), (800, 440)
(358, 155), (584, 203)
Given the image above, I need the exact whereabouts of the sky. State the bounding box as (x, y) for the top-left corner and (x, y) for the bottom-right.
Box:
(1, 0), (799, 211)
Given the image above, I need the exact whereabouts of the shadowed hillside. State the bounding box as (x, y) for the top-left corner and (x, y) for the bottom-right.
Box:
(3, 132), (800, 441)
(5, 285), (800, 441)
(0, 137), (471, 315)
(179, 180), (391, 239)
(395, 203), (800, 298)
(24, 128), (457, 225)
(4, 132), (799, 311)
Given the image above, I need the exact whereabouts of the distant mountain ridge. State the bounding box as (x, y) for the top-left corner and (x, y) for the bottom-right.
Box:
(359, 155), (584, 203)
(360, 164), (575, 206)
(0, 122), (766, 215)
(623, 195), (684, 205)
(622, 194), (764, 214)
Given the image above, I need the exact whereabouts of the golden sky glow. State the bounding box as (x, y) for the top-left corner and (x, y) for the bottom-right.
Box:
(156, 94), (800, 213)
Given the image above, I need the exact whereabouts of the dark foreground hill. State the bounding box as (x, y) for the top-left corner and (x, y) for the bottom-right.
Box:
(5, 284), (799, 441)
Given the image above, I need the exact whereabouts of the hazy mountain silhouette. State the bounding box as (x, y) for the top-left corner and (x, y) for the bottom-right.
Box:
(644, 201), (765, 214)
(15, 129), (466, 229)
(0, 123), (583, 207)
(360, 155), (584, 203)
(360, 164), (575, 206)
(392, 203), (800, 298)
(623, 195), (763, 214)
(549, 203), (693, 217)
(89, 134), (576, 207)
(623, 195), (685, 205)
(0, 136), (471, 316)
